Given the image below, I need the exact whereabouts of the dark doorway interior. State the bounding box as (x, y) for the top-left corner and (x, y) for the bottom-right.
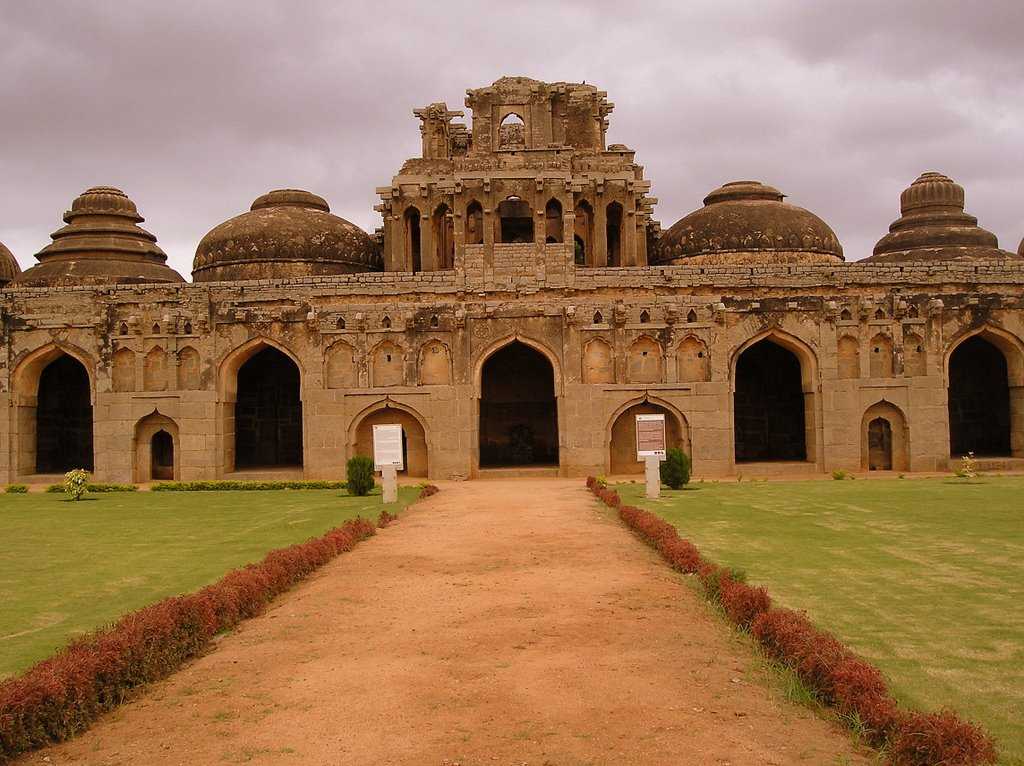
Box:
(405, 209), (421, 272)
(36, 355), (93, 473)
(235, 348), (303, 468)
(948, 336), (1011, 456)
(867, 418), (892, 470)
(479, 342), (558, 466)
(606, 202), (623, 266)
(497, 199), (534, 243)
(734, 340), (806, 462)
(151, 430), (174, 480)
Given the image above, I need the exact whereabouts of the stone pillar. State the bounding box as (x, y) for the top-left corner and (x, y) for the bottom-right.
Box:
(419, 212), (434, 273)
(645, 455), (660, 499)
(624, 209), (637, 266)
(595, 201), (608, 266)
(382, 464), (398, 503)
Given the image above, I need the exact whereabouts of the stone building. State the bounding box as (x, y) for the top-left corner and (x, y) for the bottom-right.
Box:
(2, 76), (1023, 484)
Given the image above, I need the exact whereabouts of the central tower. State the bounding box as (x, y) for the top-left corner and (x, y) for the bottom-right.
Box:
(376, 77), (658, 284)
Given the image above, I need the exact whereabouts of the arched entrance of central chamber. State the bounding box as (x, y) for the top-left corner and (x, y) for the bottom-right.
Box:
(947, 335), (1014, 457)
(234, 347), (303, 470)
(478, 341), (559, 468)
(733, 336), (814, 463)
(35, 354), (94, 474)
(352, 404), (428, 477)
(133, 411), (180, 482)
(608, 400), (689, 475)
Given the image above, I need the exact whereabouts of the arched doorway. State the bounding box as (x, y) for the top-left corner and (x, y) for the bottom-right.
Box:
(606, 202), (623, 266)
(734, 339), (807, 462)
(479, 341), (558, 467)
(609, 401), (689, 475)
(352, 404), (429, 477)
(234, 347), (303, 469)
(867, 419), (892, 470)
(404, 207), (421, 272)
(133, 411), (180, 482)
(151, 431), (174, 480)
(948, 336), (1011, 456)
(37, 355), (93, 473)
(861, 401), (909, 471)
(432, 203), (454, 269)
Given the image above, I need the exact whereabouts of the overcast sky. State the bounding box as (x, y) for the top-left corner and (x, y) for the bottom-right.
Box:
(2, 0), (1021, 276)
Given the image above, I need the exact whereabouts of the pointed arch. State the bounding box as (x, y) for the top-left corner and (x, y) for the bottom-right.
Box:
(325, 340), (357, 389)
(861, 401), (909, 471)
(348, 399), (430, 477)
(582, 337), (615, 384)
(731, 328), (820, 464)
(403, 205), (422, 273)
(134, 410), (180, 482)
(472, 334), (563, 397)
(370, 339), (404, 387)
(869, 333), (894, 378)
(218, 337), (304, 402)
(903, 332), (927, 377)
(112, 348), (136, 392)
(544, 198), (563, 243)
(177, 346), (201, 390)
(606, 395), (691, 475)
(945, 325), (1024, 457)
(143, 346), (167, 392)
(432, 202), (454, 270)
(419, 340), (452, 385)
(837, 335), (860, 379)
(677, 335), (710, 382)
(574, 200), (593, 265)
(626, 335), (663, 384)
(465, 199), (483, 245)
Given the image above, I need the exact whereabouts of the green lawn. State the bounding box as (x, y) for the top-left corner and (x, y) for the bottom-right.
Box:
(0, 487), (417, 678)
(619, 477), (1024, 764)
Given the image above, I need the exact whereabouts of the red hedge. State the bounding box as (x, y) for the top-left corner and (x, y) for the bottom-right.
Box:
(0, 517), (376, 761)
(585, 477), (997, 766)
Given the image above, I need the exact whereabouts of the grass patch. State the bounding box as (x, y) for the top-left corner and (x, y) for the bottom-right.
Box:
(621, 477), (1024, 764)
(0, 486), (416, 677)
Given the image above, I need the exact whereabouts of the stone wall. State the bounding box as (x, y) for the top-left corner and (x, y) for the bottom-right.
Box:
(2, 259), (1023, 483)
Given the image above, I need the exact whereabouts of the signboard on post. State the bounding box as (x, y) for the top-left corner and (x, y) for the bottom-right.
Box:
(372, 424), (405, 471)
(635, 414), (667, 460)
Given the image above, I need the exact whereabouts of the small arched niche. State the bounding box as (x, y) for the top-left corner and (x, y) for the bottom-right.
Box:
(582, 337), (615, 384)
(861, 401), (909, 472)
(677, 336), (709, 383)
(371, 341), (404, 387)
(627, 336), (663, 384)
(134, 411), (180, 482)
(870, 334), (894, 378)
(837, 335), (860, 379)
(419, 340), (452, 385)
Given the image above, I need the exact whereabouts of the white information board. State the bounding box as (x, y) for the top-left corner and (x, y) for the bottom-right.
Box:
(636, 413), (667, 460)
(372, 424), (405, 471)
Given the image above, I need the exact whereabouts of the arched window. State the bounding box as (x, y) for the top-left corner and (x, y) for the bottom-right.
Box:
(382, 315), (392, 329)
(840, 308), (852, 321)
(838, 336), (860, 379)
(183, 321), (193, 335)
(497, 197), (534, 243)
(575, 200), (593, 266)
(874, 308), (886, 320)
(639, 309), (650, 324)
(686, 309), (698, 323)
(404, 207), (421, 272)
(677, 337), (709, 382)
(592, 310), (603, 325)
(870, 334), (894, 378)
(143, 346), (167, 392)
(432, 203), (454, 270)
(627, 336), (663, 383)
(465, 200), (483, 245)
(498, 112), (526, 150)
(904, 333), (926, 376)
(544, 198), (563, 243)
(606, 202), (623, 266)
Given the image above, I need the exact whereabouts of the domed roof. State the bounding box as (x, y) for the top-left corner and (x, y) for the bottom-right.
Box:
(867, 172), (1018, 263)
(653, 181), (844, 265)
(192, 189), (381, 282)
(0, 240), (21, 286)
(13, 186), (184, 287)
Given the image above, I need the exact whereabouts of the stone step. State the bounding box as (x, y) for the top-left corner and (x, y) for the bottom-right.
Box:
(733, 461), (820, 478)
(477, 466), (561, 479)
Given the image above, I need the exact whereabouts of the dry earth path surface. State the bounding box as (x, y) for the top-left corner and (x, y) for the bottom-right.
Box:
(24, 479), (873, 766)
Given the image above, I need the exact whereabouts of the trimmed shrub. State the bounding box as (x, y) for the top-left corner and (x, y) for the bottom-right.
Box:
(418, 484), (440, 499)
(888, 709), (997, 766)
(5, 484), (28, 494)
(659, 448), (691, 489)
(378, 509), (397, 527)
(346, 456), (375, 497)
(586, 478), (997, 765)
(0, 516), (376, 761)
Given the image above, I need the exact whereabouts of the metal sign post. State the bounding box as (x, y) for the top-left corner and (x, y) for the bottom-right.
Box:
(635, 414), (667, 499)
(372, 424), (404, 503)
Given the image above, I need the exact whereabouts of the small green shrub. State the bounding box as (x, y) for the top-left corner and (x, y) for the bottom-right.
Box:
(5, 484), (28, 494)
(659, 448), (691, 489)
(594, 475), (608, 490)
(63, 469), (90, 501)
(346, 455), (375, 497)
(832, 469), (848, 481)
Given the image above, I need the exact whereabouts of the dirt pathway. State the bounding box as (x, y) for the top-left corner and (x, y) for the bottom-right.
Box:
(26, 480), (871, 765)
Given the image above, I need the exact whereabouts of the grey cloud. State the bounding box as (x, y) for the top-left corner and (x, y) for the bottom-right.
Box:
(1, 0), (1021, 275)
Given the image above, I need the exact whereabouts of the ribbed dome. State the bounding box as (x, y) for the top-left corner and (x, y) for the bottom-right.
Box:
(653, 181), (844, 265)
(13, 187), (184, 287)
(192, 189), (381, 282)
(867, 172), (1017, 262)
(0, 241), (21, 286)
